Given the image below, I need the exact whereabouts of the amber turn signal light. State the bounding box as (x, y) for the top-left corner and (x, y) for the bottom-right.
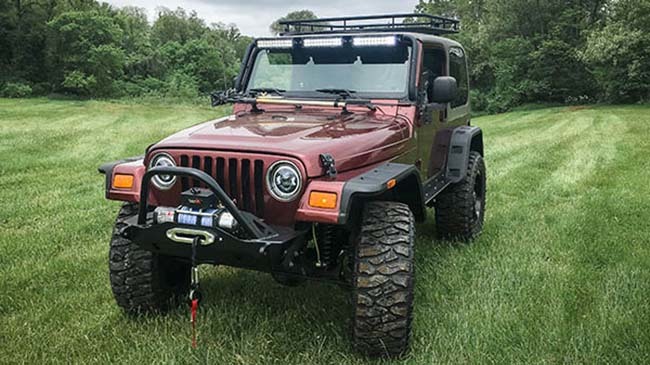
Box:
(309, 191), (337, 209)
(113, 174), (134, 189)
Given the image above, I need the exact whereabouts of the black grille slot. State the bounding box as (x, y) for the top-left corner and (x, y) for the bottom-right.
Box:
(204, 157), (213, 180)
(228, 158), (238, 204)
(241, 159), (252, 212)
(254, 160), (265, 216)
(216, 158), (225, 188)
(180, 155), (189, 191)
(191, 156), (201, 187)
(178, 154), (265, 215)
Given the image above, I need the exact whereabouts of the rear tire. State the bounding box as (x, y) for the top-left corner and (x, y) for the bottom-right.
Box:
(435, 151), (486, 241)
(109, 203), (190, 314)
(351, 201), (415, 358)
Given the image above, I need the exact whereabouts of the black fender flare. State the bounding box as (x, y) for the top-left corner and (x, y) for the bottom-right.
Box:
(446, 126), (483, 183)
(98, 156), (144, 198)
(338, 163), (426, 225)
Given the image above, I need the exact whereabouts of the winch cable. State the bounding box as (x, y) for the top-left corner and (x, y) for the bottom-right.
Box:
(189, 236), (202, 349)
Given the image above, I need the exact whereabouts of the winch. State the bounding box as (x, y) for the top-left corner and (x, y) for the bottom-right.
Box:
(153, 188), (238, 232)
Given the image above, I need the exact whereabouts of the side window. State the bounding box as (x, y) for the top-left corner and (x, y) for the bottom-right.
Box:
(449, 47), (468, 108)
(421, 48), (445, 103)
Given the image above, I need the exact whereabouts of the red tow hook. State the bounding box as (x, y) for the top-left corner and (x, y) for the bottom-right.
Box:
(190, 297), (199, 349)
(189, 237), (202, 349)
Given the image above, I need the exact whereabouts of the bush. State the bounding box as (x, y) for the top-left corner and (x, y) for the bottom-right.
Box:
(582, 24), (650, 103)
(62, 71), (97, 96)
(1, 82), (32, 98)
(164, 71), (198, 98)
(112, 80), (144, 97)
(31, 83), (51, 96)
(470, 90), (488, 112)
(141, 77), (166, 94)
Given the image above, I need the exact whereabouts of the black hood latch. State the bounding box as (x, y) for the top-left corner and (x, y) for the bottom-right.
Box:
(319, 154), (337, 178)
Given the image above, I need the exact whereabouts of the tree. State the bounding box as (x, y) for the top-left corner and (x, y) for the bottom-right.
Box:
(416, 0), (607, 111)
(151, 7), (206, 46)
(270, 10), (318, 35)
(582, 0), (650, 102)
(47, 10), (125, 95)
(1, 0), (646, 106)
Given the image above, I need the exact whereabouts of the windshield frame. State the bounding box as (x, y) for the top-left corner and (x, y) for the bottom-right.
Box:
(240, 34), (418, 102)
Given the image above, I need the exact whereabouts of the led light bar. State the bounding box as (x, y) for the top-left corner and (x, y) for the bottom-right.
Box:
(352, 36), (398, 47)
(303, 37), (344, 48)
(257, 39), (293, 49)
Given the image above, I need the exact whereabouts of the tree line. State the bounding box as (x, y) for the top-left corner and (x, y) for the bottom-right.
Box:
(0, 0), (250, 99)
(416, 0), (650, 112)
(1, 0), (648, 112)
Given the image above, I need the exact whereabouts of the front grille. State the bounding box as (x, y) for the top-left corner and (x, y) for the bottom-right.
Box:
(179, 154), (265, 216)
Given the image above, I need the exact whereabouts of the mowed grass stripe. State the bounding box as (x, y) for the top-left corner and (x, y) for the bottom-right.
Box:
(1, 99), (649, 364)
(412, 106), (648, 364)
(412, 120), (578, 363)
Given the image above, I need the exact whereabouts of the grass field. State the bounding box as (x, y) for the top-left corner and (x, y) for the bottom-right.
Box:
(1, 98), (649, 364)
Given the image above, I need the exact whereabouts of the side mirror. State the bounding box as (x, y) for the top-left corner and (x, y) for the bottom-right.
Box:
(418, 75), (457, 124)
(431, 76), (458, 104)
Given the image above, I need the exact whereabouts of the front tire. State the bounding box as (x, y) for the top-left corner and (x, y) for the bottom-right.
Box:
(109, 203), (190, 314)
(435, 151), (486, 241)
(351, 201), (415, 358)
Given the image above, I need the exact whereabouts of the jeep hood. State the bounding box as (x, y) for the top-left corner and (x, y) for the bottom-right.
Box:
(151, 111), (412, 177)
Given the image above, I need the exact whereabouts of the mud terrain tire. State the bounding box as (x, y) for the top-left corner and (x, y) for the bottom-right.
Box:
(435, 151), (486, 241)
(351, 201), (415, 357)
(109, 203), (190, 314)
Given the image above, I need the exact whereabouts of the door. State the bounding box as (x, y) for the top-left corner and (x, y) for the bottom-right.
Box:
(416, 47), (447, 179)
(446, 46), (470, 125)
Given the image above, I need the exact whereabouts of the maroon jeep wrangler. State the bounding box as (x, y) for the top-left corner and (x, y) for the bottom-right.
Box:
(99, 14), (486, 357)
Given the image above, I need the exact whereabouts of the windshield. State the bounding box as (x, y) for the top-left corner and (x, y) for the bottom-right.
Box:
(246, 44), (412, 99)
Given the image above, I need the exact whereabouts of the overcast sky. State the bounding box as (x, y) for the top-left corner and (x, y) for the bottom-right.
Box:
(102, 0), (419, 37)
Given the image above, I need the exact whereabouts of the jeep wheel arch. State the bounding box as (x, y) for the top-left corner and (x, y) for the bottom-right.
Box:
(338, 163), (426, 226)
(446, 126), (483, 183)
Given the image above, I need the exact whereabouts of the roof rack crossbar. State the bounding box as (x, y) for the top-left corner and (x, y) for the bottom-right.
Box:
(280, 13), (460, 36)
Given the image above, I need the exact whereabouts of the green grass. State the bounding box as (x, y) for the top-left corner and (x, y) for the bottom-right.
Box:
(1, 98), (649, 364)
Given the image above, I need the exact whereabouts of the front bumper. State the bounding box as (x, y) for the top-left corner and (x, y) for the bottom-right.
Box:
(120, 166), (307, 272)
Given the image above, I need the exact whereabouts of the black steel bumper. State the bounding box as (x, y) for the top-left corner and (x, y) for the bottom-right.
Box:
(120, 166), (307, 272)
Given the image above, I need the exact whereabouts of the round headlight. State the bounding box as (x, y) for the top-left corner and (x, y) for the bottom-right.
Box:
(267, 161), (302, 202)
(149, 153), (177, 190)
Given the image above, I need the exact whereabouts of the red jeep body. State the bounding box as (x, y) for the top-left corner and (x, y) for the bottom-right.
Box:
(106, 101), (420, 226)
(100, 14), (486, 358)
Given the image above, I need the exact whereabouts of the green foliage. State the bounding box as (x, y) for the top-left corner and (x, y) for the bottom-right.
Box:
(416, 0), (643, 111)
(582, 0), (650, 103)
(1, 1), (249, 99)
(47, 10), (125, 96)
(163, 71), (199, 98)
(151, 8), (206, 45)
(1, 82), (32, 98)
(270, 10), (318, 35)
(1, 0), (648, 109)
(61, 71), (96, 95)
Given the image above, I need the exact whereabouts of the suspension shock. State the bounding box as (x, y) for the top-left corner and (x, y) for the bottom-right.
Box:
(315, 224), (340, 268)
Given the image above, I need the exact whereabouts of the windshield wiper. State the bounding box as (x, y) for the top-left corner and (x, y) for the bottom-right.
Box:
(248, 88), (286, 96)
(315, 89), (380, 113)
(315, 88), (359, 99)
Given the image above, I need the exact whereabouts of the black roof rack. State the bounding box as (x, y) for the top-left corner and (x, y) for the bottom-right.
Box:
(280, 13), (460, 36)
